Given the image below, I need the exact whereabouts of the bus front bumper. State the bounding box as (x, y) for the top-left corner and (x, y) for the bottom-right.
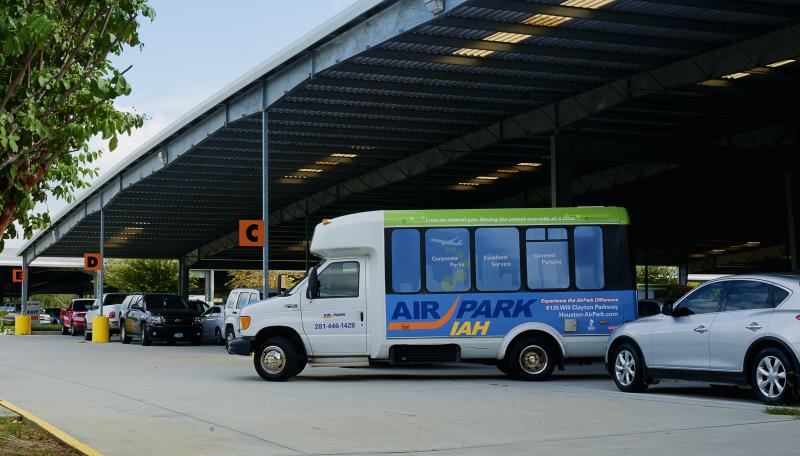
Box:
(227, 337), (254, 356)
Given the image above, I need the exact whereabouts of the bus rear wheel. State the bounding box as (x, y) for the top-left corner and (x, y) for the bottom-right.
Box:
(505, 336), (557, 381)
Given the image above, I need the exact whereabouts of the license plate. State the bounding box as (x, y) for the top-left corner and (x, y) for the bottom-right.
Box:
(174, 332), (183, 338)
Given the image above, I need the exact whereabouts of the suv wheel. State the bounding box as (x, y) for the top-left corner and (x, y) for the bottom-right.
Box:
(225, 327), (235, 341)
(504, 336), (557, 381)
(61, 325), (68, 335)
(141, 324), (151, 346)
(752, 348), (796, 405)
(611, 343), (648, 393)
(70, 325), (78, 336)
(253, 337), (298, 382)
(84, 330), (92, 341)
(121, 324), (132, 344)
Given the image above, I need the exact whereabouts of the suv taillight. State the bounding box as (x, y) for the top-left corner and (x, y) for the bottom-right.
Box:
(108, 311), (116, 319)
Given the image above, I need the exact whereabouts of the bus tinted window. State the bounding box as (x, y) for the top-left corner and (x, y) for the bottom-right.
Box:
(548, 228), (567, 240)
(525, 228), (569, 289)
(475, 228), (520, 291)
(425, 228), (470, 292)
(574, 226), (605, 290)
(391, 229), (421, 293)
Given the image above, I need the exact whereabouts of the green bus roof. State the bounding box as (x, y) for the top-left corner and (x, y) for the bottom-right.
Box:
(384, 207), (630, 228)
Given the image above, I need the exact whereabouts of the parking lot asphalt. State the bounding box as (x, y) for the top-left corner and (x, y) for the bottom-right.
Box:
(1, 335), (797, 456)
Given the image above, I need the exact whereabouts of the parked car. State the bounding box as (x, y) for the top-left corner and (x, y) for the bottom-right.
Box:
(84, 293), (129, 341)
(119, 293), (204, 346)
(43, 307), (62, 325)
(607, 274), (800, 404)
(200, 305), (225, 345)
(60, 298), (95, 336)
(189, 299), (209, 312)
(0, 303), (17, 313)
(222, 288), (262, 341)
(38, 313), (52, 325)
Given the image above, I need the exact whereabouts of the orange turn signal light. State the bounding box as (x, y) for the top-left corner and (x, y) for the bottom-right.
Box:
(240, 316), (251, 330)
(322, 218), (331, 225)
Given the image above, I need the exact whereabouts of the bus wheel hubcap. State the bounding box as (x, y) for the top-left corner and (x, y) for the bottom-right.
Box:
(757, 355), (786, 399)
(519, 345), (548, 375)
(615, 350), (636, 386)
(261, 346), (286, 374)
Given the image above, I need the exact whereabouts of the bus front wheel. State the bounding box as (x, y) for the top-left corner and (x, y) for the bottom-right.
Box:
(254, 337), (298, 382)
(505, 336), (557, 381)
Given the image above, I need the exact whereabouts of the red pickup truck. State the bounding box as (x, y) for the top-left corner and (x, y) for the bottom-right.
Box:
(61, 298), (95, 336)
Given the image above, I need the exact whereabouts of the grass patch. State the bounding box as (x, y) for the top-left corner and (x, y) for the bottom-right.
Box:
(0, 416), (80, 456)
(763, 406), (800, 418)
(0, 324), (62, 331)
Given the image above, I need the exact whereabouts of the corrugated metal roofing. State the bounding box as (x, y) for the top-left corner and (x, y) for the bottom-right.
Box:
(19, 0), (800, 271)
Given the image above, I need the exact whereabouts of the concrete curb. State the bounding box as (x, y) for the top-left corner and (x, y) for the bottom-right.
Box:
(0, 399), (104, 456)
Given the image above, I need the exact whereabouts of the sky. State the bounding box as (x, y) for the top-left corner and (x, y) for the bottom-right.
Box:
(5, 0), (359, 255)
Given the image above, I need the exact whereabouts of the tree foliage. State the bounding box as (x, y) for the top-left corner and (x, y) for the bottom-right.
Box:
(104, 258), (183, 293)
(0, 0), (155, 251)
(636, 265), (678, 285)
(226, 270), (306, 290)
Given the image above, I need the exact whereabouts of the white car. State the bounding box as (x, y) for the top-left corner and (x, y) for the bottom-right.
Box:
(606, 274), (800, 404)
(84, 293), (129, 341)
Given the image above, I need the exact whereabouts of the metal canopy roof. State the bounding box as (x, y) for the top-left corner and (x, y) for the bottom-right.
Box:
(21, 0), (800, 273)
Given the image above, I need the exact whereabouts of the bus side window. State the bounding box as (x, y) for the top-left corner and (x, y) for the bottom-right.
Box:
(425, 228), (471, 292)
(475, 227), (520, 291)
(525, 228), (569, 290)
(391, 229), (421, 293)
(574, 226), (605, 290)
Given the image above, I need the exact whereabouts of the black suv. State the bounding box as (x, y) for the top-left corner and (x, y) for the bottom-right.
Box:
(119, 293), (204, 346)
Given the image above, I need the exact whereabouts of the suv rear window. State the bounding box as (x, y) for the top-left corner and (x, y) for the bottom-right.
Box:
(73, 300), (93, 311)
(104, 294), (128, 305)
(144, 295), (190, 310)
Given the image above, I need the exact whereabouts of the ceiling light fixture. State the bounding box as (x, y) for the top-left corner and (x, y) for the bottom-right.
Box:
(767, 59), (796, 68)
(722, 72), (751, 80)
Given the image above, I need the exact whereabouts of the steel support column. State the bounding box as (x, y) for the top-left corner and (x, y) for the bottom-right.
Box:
(678, 264), (688, 286)
(98, 207), (105, 315)
(786, 169), (800, 270)
(204, 270), (213, 304)
(21, 252), (28, 313)
(550, 135), (573, 208)
(262, 108), (269, 296)
(178, 258), (189, 299)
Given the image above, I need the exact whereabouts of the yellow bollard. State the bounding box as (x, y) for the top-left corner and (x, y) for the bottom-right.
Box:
(15, 316), (31, 336)
(92, 316), (110, 343)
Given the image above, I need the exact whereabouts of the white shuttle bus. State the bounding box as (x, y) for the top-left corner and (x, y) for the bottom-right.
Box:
(228, 207), (637, 381)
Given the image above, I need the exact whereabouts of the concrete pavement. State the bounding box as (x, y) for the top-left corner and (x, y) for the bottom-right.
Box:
(0, 335), (797, 455)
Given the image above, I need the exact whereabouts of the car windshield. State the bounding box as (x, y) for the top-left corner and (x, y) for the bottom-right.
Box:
(73, 300), (93, 311)
(144, 295), (191, 311)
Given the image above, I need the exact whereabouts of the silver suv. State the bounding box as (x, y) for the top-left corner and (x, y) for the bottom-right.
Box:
(606, 274), (799, 404)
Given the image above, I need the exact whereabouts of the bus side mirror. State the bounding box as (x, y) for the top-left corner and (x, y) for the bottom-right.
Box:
(306, 267), (320, 300)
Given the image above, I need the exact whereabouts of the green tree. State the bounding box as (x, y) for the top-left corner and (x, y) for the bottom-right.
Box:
(226, 270), (305, 290)
(104, 258), (182, 293)
(636, 265), (678, 285)
(0, 0), (155, 251)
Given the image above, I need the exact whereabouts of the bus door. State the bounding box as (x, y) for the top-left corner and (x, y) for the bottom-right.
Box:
(301, 259), (367, 355)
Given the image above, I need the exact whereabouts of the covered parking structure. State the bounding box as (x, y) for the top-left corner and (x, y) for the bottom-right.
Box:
(18, 0), (800, 300)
